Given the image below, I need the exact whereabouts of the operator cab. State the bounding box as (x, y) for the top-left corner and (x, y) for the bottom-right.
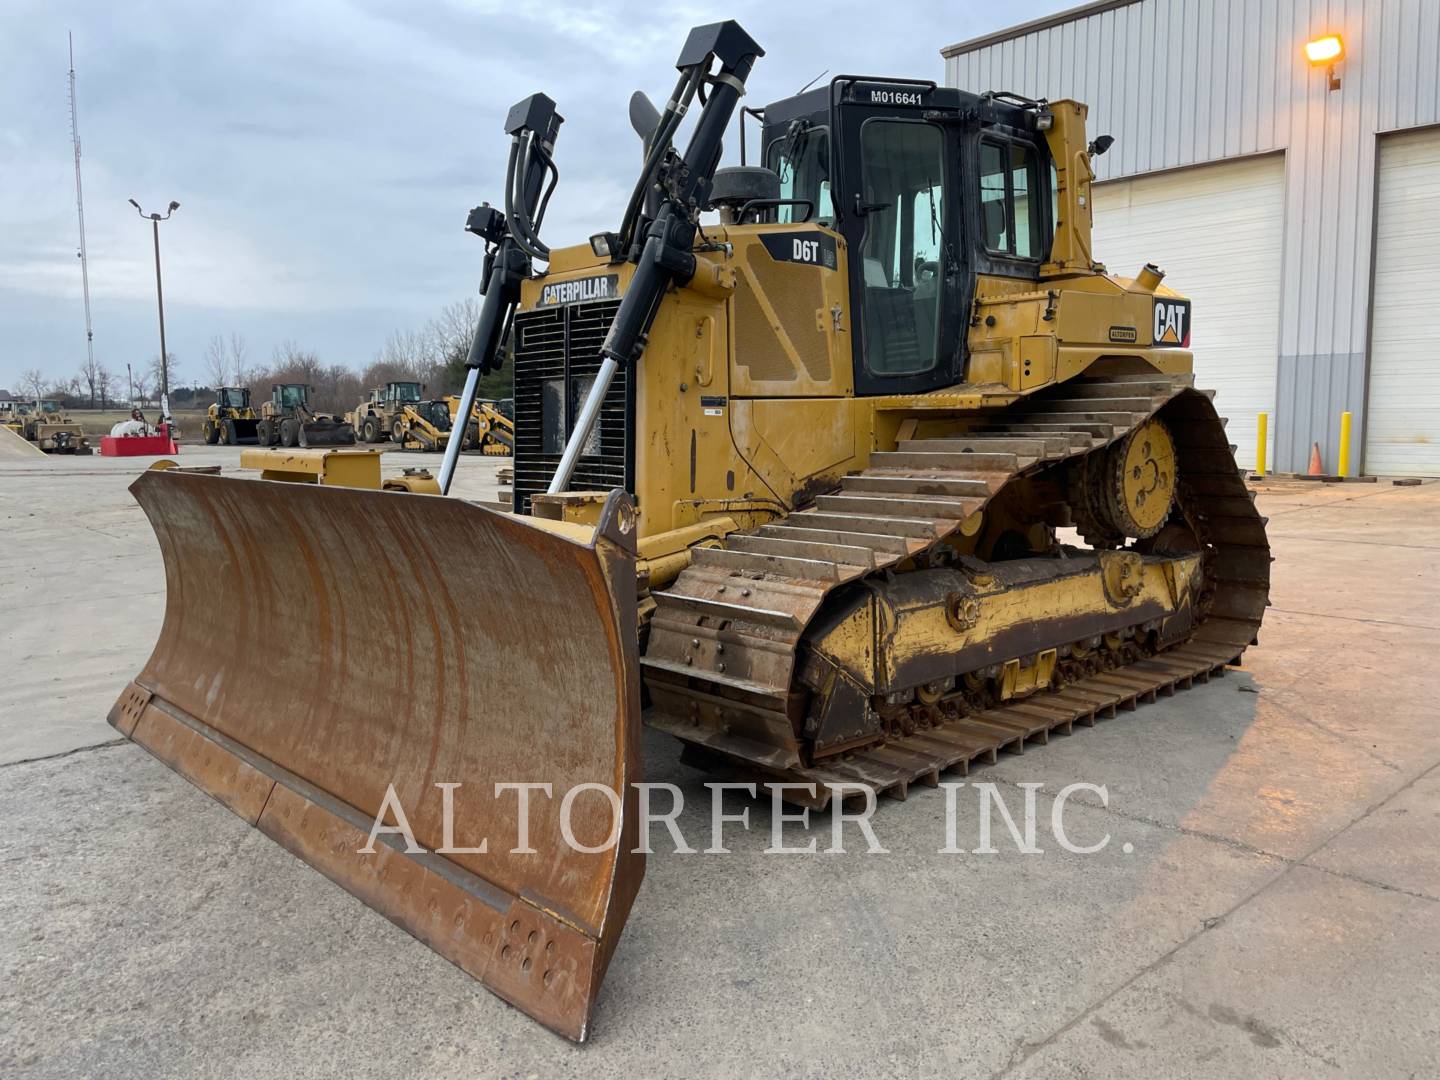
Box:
(274, 384), (308, 408)
(217, 387), (250, 410)
(758, 78), (1055, 395)
(387, 381), (423, 404)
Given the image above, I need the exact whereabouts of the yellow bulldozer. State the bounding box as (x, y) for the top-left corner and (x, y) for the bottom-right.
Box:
(109, 21), (1268, 1043)
(201, 386), (260, 445)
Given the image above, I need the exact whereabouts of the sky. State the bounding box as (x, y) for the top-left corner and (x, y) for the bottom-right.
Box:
(0, 0), (1076, 394)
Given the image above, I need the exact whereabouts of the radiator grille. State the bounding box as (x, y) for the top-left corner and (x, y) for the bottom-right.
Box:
(511, 298), (631, 513)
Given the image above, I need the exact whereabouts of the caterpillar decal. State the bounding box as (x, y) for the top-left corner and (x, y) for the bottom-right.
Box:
(1153, 297), (1192, 347)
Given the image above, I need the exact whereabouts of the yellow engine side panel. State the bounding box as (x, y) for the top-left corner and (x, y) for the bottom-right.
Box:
(725, 226), (854, 399)
(631, 291), (777, 534)
(625, 223), (860, 535)
(728, 397), (861, 511)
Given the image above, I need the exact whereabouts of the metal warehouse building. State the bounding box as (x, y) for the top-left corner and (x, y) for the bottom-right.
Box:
(946, 0), (1440, 475)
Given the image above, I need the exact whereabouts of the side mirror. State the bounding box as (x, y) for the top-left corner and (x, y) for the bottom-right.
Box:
(628, 91), (662, 152)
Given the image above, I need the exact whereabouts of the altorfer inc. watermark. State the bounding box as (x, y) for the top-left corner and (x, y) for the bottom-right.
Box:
(360, 781), (1133, 857)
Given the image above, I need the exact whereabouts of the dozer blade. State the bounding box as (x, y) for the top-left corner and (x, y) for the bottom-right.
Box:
(109, 471), (643, 1041)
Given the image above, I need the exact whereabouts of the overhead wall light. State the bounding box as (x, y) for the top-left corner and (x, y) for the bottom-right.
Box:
(1305, 34), (1345, 91)
(1304, 34), (1344, 64)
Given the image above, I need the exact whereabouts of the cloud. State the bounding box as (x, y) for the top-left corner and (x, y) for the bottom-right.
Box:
(0, 0), (1074, 389)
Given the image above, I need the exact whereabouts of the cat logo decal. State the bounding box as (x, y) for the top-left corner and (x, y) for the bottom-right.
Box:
(1153, 299), (1192, 348)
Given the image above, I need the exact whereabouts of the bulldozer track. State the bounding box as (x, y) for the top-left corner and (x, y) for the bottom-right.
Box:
(643, 373), (1271, 804)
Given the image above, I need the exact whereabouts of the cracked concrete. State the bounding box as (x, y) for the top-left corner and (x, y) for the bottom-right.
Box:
(1, 453), (1436, 1078)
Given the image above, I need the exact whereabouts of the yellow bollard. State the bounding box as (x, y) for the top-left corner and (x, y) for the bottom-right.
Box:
(1338, 410), (1352, 477)
(1255, 412), (1268, 478)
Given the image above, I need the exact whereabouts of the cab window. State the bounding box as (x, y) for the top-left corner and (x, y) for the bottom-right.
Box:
(858, 119), (947, 376)
(768, 129), (833, 225)
(979, 137), (1045, 261)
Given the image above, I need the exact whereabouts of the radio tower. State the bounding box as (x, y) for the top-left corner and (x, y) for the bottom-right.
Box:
(68, 32), (96, 375)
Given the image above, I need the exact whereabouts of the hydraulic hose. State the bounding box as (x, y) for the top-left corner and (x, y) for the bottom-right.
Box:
(616, 67), (701, 253)
(506, 134), (553, 262)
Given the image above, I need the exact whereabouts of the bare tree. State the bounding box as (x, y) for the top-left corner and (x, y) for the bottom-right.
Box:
(269, 340), (324, 388)
(322, 364), (363, 416)
(132, 368), (152, 407)
(228, 333), (249, 386)
(79, 353), (102, 408)
(226, 298), (497, 420)
(367, 329), (431, 381)
(431, 298), (480, 369)
(354, 299), (500, 404)
(204, 334), (230, 389)
(20, 368), (45, 402)
(46, 376), (81, 404)
(96, 366), (114, 409)
(149, 352), (179, 402)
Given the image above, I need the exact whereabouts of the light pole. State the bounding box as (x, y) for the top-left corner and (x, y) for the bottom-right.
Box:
(129, 198), (179, 412)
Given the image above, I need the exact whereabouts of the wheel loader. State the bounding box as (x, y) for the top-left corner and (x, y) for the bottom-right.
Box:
(201, 386), (260, 445)
(254, 382), (356, 447)
(352, 380), (423, 443)
(109, 21), (1269, 1044)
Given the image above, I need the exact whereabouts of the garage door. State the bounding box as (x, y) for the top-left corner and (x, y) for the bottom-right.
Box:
(1365, 128), (1440, 477)
(1092, 155), (1285, 470)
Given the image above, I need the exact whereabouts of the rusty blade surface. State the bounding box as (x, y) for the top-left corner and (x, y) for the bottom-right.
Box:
(109, 471), (643, 1041)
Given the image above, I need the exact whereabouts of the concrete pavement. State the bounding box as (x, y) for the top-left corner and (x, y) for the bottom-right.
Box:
(1, 456), (1436, 1078)
(0, 445), (503, 765)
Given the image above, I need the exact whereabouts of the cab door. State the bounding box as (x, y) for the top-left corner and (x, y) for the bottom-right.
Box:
(834, 106), (967, 396)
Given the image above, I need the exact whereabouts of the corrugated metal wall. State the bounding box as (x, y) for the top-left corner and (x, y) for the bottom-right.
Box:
(946, 0), (1440, 472)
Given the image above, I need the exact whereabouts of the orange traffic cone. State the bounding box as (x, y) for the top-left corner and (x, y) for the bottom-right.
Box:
(1308, 442), (1324, 476)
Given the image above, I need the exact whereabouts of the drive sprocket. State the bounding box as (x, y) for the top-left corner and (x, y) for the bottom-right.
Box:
(1070, 417), (1177, 545)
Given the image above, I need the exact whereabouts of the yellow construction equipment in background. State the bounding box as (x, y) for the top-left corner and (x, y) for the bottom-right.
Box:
(351, 382), (463, 451)
(447, 394), (514, 455)
(392, 399), (455, 451)
(201, 387), (260, 445)
(255, 383), (355, 447)
(1, 399), (90, 453)
(112, 21), (1269, 1042)
(351, 381), (422, 443)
